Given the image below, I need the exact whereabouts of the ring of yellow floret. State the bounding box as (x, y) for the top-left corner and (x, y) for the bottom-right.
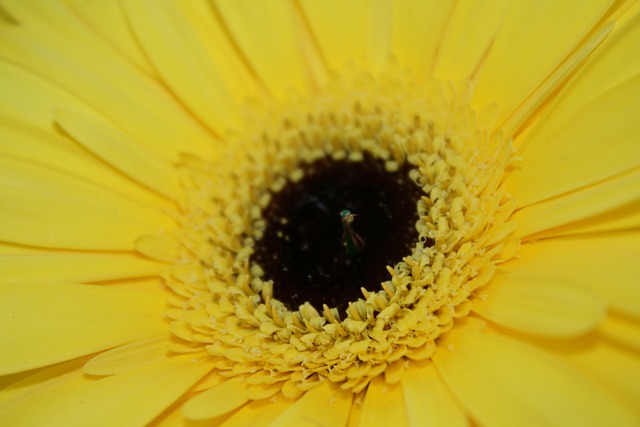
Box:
(165, 73), (519, 397)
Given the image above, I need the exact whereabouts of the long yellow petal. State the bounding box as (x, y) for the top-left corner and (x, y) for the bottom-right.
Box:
(358, 376), (408, 427)
(347, 394), (362, 427)
(106, 277), (167, 293)
(1, 0), (103, 43)
(215, 0), (309, 97)
(483, 328), (640, 420)
(472, 276), (605, 338)
(2, 0), (93, 36)
(523, 8), (640, 145)
(300, 0), (395, 75)
(0, 60), (91, 133)
(568, 343), (640, 419)
(269, 382), (352, 427)
(500, 21), (614, 137)
(499, 232), (640, 319)
(4, 0), (156, 82)
(0, 252), (163, 285)
(472, 0), (612, 125)
(0, 354), (214, 427)
(122, 0), (257, 134)
(531, 200), (640, 238)
(182, 377), (249, 421)
(365, 0), (392, 74)
(0, 356), (88, 411)
(506, 75), (640, 207)
(0, 28), (213, 160)
(433, 330), (637, 427)
(134, 233), (179, 263)
(401, 362), (467, 427)
(65, 0), (157, 75)
(391, 1), (453, 79)
(219, 398), (294, 427)
(512, 168), (640, 239)
(299, 0), (369, 71)
(556, 339), (640, 415)
(83, 335), (170, 376)
(433, 0), (511, 81)
(599, 314), (640, 353)
(0, 284), (167, 375)
(0, 115), (171, 210)
(0, 155), (172, 250)
(54, 108), (180, 200)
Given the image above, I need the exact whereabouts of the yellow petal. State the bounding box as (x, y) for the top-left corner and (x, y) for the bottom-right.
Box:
(122, 0), (255, 134)
(543, 200), (640, 238)
(215, 0), (309, 97)
(501, 22), (614, 137)
(401, 362), (467, 427)
(561, 339), (640, 413)
(54, 108), (180, 200)
(484, 328), (640, 420)
(0, 241), (47, 256)
(433, 0), (511, 81)
(0, 1), (99, 43)
(499, 232), (640, 319)
(359, 376), (408, 427)
(0, 27), (212, 160)
(513, 169), (640, 239)
(433, 329), (637, 427)
(246, 382), (282, 400)
(0, 356), (91, 412)
(83, 335), (170, 376)
(221, 398), (294, 427)
(0, 60), (91, 134)
(269, 382), (352, 427)
(191, 370), (224, 392)
(182, 377), (248, 421)
(65, 0), (157, 75)
(525, 8), (640, 144)
(135, 233), (179, 263)
(507, 75), (640, 207)
(366, 1), (392, 74)
(0, 284), (167, 375)
(107, 277), (165, 293)
(300, 0), (398, 75)
(472, 276), (605, 338)
(5, 0), (155, 84)
(472, 0), (613, 126)
(390, 2), (452, 80)
(0, 354), (214, 427)
(299, 0), (369, 71)
(0, 252), (163, 285)
(0, 115), (171, 210)
(0, 155), (171, 250)
(599, 314), (640, 353)
(347, 395), (362, 427)
(2, 0), (88, 37)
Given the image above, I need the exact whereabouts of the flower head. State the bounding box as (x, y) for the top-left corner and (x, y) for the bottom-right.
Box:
(1, 1), (639, 426)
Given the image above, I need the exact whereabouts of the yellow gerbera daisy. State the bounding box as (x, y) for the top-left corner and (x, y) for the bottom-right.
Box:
(1, 1), (639, 426)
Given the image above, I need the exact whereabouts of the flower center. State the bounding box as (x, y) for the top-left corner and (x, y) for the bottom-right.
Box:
(252, 152), (426, 314)
(165, 73), (520, 396)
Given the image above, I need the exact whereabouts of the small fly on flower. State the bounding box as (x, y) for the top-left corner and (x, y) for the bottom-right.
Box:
(340, 209), (366, 256)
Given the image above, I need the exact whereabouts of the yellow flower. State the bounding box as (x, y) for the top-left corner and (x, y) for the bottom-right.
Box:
(1, 1), (639, 426)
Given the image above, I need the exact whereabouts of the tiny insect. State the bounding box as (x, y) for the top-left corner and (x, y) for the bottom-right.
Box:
(340, 209), (366, 256)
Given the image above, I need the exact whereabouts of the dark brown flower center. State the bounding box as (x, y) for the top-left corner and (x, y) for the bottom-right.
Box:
(252, 153), (425, 314)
